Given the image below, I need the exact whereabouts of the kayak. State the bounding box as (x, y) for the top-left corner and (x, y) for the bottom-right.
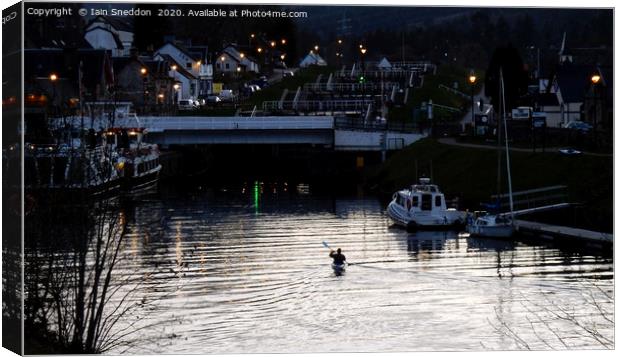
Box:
(331, 262), (346, 272)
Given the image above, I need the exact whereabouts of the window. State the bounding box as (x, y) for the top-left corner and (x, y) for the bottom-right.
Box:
(435, 195), (442, 207)
(421, 194), (432, 211)
(186, 62), (192, 69)
(216, 63), (220, 69)
(411, 196), (419, 207)
(225, 63), (230, 69)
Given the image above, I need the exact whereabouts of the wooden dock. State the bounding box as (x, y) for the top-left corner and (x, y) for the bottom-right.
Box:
(514, 219), (613, 244)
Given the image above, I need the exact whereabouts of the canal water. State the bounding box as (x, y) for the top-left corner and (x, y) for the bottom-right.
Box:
(107, 183), (613, 353)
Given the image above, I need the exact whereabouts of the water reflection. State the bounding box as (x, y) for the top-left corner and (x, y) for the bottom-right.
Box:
(44, 187), (614, 353)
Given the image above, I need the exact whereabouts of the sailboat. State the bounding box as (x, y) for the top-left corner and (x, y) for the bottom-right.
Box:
(467, 68), (515, 238)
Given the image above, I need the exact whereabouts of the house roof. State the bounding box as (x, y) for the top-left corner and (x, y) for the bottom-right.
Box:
(219, 45), (258, 64)
(157, 42), (202, 62)
(555, 63), (595, 103)
(84, 26), (124, 49)
(299, 52), (326, 66)
(86, 16), (134, 33)
(154, 54), (197, 80)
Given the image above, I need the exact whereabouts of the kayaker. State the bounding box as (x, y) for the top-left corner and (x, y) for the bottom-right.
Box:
(329, 248), (346, 265)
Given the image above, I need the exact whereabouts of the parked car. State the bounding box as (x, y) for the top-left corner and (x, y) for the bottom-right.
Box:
(249, 79), (268, 89)
(563, 121), (592, 132)
(194, 98), (206, 107)
(559, 148), (582, 156)
(219, 89), (235, 102)
(178, 99), (195, 111)
(206, 95), (221, 104)
(282, 71), (295, 78)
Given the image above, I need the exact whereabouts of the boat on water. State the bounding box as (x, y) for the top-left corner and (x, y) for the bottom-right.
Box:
(103, 126), (161, 194)
(466, 68), (515, 238)
(15, 142), (122, 199)
(467, 212), (514, 238)
(386, 178), (465, 231)
(331, 262), (346, 272)
(70, 102), (162, 195)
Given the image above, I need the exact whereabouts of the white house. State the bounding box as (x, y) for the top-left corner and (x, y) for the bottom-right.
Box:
(84, 16), (134, 57)
(155, 42), (213, 98)
(534, 93), (563, 127)
(215, 45), (260, 73)
(152, 53), (197, 101)
(299, 52), (327, 67)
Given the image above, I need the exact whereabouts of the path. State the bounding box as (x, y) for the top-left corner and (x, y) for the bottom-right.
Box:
(437, 137), (612, 158)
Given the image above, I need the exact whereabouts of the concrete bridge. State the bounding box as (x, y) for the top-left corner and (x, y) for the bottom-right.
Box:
(138, 116), (424, 151)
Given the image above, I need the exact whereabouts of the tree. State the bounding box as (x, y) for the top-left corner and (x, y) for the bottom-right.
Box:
(485, 46), (529, 112)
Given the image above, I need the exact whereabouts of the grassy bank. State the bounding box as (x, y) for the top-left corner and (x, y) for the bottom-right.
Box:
(241, 66), (336, 110)
(371, 138), (612, 232)
(389, 64), (485, 123)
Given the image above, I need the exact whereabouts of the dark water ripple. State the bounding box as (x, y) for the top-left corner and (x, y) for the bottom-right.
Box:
(102, 193), (613, 353)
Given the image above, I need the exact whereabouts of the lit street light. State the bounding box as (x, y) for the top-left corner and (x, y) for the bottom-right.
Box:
(469, 70), (477, 135)
(141, 67), (148, 113)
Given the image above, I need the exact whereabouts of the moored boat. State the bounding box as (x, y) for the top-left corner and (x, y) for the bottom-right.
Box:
(466, 213), (514, 238)
(386, 178), (465, 231)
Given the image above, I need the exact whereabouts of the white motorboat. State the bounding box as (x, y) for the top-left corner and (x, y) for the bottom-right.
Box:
(387, 178), (465, 231)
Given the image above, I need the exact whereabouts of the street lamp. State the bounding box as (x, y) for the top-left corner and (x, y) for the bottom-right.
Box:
(49, 73), (58, 106)
(270, 41), (276, 48)
(591, 74), (601, 84)
(468, 71), (477, 135)
(281, 38), (287, 45)
(360, 47), (367, 70)
(140, 67), (148, 113)
(359, 47), (368, 111)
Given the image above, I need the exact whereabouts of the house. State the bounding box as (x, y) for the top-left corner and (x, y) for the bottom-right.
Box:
(377, 57), (392, 70)
(155, 42), (213, 98)
(215, 45), (260, 73)
(533, 92), (562, 127)
(551, 63), (596, 126)
(152, 53), (197, 102)
(84, 16), (134, 57)
(113, 56), (176, 111)
(299, 52), (327, 67)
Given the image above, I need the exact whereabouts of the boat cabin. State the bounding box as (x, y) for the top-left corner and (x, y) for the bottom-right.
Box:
(392, 178), (449, 213)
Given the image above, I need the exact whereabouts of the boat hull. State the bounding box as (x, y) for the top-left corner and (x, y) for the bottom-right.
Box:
(331, 263), (346, 273)
(467, 224), (514, 238)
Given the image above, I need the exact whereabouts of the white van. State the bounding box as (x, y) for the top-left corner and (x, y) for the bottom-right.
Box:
(178, 99), (195, 110)
(219, 89), (235, 102)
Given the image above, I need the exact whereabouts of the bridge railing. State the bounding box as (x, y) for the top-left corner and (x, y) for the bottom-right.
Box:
(142, 116), (335, 131)
(303, 82), (399, 93)
(262, 100), (372, 112)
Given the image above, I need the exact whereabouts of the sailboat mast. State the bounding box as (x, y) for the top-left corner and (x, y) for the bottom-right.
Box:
(500, 68), (515, 218)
